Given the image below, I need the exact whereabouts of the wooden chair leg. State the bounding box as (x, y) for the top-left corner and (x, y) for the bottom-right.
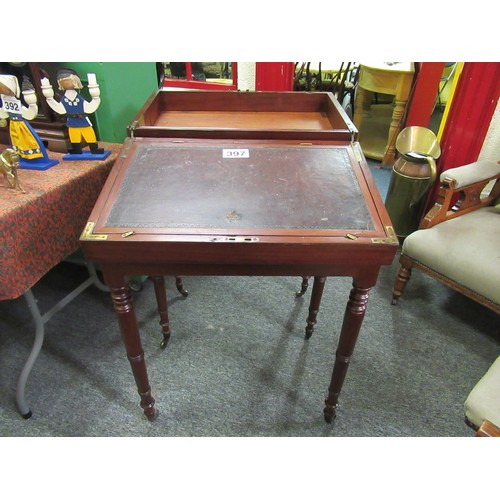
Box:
(475, 419), (500, 437)
(391, 255), (414, 305)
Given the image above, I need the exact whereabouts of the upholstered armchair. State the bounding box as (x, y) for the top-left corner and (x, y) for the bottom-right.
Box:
(391, 159), (500, 437)
(391, 159), (500, 314)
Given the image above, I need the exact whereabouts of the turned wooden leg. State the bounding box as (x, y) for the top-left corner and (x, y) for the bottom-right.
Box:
(150, 276), (172, 349)
(106, 273), (157, 421)
(324, 280), (372, 423)
(295, 276), (311, 297)
(305, 277), (327, 339)
(383, 98), (406, 165)
(353, 87), (372, 131)
(391, 255), (414, 305)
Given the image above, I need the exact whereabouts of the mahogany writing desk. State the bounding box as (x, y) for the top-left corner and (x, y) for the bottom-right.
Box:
(81, 137), (398, 422)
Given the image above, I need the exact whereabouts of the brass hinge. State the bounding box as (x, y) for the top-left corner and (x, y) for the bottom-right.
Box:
(127, 120), (139, 138)
(371, 226), (398, 244)
(351, 141), (363, 164)
(80, 222), (108, 241)
(348, 124), (357, 143)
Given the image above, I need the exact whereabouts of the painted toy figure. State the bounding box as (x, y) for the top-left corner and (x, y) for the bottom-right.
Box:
(0, 74), (58, 170)
(40, 69), (110, 160)
(0, 148), (25, 192)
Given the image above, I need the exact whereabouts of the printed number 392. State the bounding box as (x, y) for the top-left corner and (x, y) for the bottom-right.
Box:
(3, 101), (20, 111)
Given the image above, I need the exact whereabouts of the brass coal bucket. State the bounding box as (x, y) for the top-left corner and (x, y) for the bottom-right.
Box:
(385, 126), (441, 239)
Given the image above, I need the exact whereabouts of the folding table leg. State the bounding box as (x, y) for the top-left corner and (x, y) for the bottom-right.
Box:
(17, 263), (107, 418)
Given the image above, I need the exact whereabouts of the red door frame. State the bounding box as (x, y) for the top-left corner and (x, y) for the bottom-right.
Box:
(405, 62), (445, 127)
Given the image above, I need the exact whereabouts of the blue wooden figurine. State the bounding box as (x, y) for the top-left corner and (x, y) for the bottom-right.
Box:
(41, 69), (110, 161)
(0, 74), (58, 170)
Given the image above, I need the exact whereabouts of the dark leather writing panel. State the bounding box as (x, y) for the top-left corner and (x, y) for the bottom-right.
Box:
(105, 143), (374, 231)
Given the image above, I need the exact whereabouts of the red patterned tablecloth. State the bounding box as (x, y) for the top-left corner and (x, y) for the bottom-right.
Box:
(0, 143), (121, 300)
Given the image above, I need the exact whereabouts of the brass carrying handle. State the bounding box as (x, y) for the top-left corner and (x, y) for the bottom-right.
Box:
(425, 156), (437, 185)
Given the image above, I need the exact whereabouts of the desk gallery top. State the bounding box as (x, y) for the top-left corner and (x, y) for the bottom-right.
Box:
(127, 89), (358, 142)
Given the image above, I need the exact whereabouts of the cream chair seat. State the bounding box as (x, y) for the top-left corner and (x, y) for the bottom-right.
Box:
(464, 357), (500, 436)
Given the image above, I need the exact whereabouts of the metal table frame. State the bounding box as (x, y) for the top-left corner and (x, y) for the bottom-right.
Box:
(17, 262), (107, 418)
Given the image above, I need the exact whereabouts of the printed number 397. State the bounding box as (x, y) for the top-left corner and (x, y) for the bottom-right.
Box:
(222, 149), (249, 158)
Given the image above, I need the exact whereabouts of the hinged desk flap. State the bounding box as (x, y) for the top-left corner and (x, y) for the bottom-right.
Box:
(86, 138), (394, 244)
(105, 142), (374, 232)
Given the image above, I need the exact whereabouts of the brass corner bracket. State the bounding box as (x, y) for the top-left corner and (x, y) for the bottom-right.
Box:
(80, 222), (108, 241)
(371, 226), (398, 244)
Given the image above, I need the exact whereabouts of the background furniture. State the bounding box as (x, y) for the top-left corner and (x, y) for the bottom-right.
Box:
(391, 160), (500, 314)
(0, 143), (120, 417)
(353, 62), (415, 166)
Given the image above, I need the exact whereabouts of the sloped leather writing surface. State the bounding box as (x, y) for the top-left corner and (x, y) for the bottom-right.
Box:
(105, 143), (374, 231)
